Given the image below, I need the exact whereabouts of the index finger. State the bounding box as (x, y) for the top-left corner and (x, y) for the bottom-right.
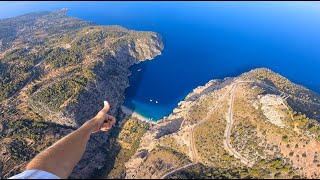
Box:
(106, 115), (116, 126)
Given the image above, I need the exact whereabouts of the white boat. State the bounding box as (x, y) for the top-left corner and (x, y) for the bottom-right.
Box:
(138, 69), (141, 72)
(150, 99), (153, 102)
(156, 101), (158, 104)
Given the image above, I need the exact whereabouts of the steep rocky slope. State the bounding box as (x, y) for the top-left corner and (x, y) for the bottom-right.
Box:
(125, 68), (320, 179)
(0, 10), (163, 178)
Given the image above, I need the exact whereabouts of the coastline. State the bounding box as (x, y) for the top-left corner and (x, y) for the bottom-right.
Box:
(121, 105), (156, 124)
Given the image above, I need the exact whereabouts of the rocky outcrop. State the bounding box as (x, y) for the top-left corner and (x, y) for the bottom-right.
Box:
(259, 94), (286, 128)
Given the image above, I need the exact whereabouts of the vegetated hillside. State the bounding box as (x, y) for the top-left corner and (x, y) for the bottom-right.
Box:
(125, 68), (320, 179)
(0, 9), (163, 178)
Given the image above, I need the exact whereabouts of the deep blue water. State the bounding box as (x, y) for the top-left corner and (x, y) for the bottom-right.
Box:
(1, 2), (320, 120)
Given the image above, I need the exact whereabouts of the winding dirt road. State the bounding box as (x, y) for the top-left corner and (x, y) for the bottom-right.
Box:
(160, 82), (238, 179)
(223, 83), (254, 167)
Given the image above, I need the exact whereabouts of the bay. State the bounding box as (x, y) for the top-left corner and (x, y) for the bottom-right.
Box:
(1, 2), (319, 120)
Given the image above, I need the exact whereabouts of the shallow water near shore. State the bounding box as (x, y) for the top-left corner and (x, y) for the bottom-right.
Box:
(1, 2), (320, 121)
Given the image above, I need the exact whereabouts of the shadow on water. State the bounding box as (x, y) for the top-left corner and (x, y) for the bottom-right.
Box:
(123, 61), (150, 113)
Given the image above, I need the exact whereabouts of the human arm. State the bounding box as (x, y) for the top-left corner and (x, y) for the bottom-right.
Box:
(24, 101), (116, 179)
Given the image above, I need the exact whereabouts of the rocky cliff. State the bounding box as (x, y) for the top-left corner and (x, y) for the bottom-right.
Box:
(0, 10), (163, 178)
(26, 25), (163, 128)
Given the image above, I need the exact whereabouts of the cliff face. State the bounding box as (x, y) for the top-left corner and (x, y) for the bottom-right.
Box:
(26, 26), (163, 127)
(70, 32), (163, 126)
(0, 10), (163, 178)
(125, 68), (320, 179)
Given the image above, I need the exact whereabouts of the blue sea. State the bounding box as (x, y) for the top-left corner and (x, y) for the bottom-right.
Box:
(1, 2), (320, 121)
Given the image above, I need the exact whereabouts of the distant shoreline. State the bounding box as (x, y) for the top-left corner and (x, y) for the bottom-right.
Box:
(121, 106), (156, 124)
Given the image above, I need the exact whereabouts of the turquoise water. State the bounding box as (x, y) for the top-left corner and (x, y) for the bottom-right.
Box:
(1, 2), (320, 120)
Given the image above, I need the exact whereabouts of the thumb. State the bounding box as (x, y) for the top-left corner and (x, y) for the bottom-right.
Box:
(101, 101), (110, 113)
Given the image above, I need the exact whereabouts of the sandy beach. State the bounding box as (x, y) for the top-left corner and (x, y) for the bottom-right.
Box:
(121, 106), (156, 124)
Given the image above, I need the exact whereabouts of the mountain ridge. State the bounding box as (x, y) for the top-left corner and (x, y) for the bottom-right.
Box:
(0, 9), (163, 178)
(124, 68), (320, 179)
